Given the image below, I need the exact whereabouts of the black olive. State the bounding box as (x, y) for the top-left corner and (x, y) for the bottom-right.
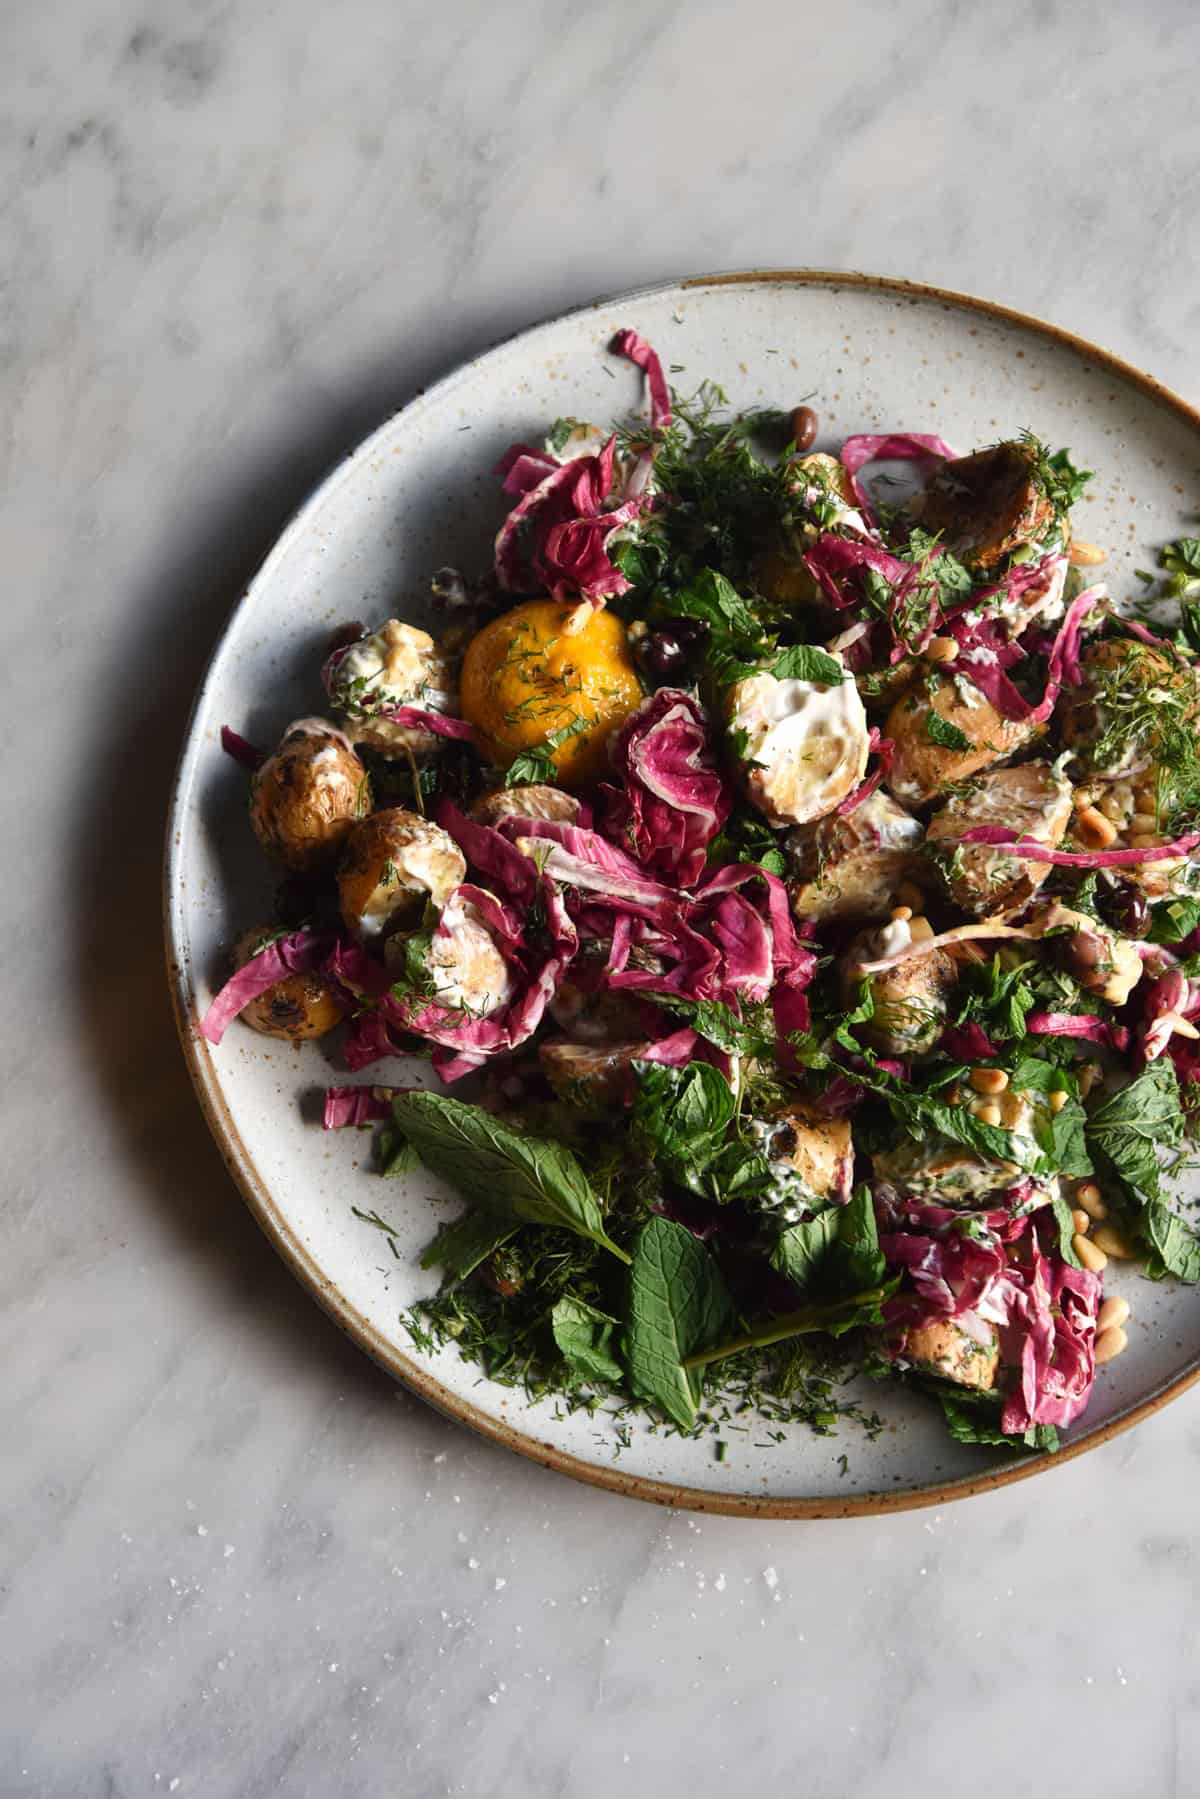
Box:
(636, 630), (687, 682)
(1098, 878), (1151, 940)
(790, 405), (819, 453)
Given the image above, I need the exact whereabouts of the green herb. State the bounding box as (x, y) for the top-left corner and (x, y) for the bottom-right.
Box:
(905, 526), (975, 606)
(682, 1283), (898, 1371)
(503, 714), (591, 786)
(1022, 433), (1093, 523)
(391, 1092), (631, 1262)
(1160, 536), (1200, 600)
(924, 711), (974, 752)
(1085, 1059), (1183, 1204)
(1140, 1199), (1200, 1283)
(767, 643), (847, 685)
(770, 1211), (840, 1292)
(938, 1392), (1059, 1453)
(645, 995), (776, 1058)
(625, 1217), (735, 1430)
(419, 1208), (518, 1284)
(1148, 896), (1200, 946)
(631, 1059), (736, 1198)
(1048, 1192), (1084, 1269)
(550, 1296), (624, 1385)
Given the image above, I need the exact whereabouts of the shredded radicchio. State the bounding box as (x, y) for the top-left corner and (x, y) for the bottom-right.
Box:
(601, 689), (731, 888)
(220, 726), (266, 771)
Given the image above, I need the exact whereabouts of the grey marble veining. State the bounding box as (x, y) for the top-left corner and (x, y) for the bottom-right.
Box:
(5, 0), (1200, 1792)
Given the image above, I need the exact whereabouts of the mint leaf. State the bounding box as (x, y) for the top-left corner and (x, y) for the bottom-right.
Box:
(938, 1392), (1059, 1453)
(672, 567), (764, 648)
(631, 1059), (736, 1197)
(1148, 896), (1200, 946)
(392, 1092), (630, 1263)
(768, 643), (846, 685)
(831, 1184), (886, 1289)
(1048, 1192), (1084, 1269)
(419, 1208), (517, 1284)
(625, 1217), (735, 1430)
(551, 1296), (624, 1385)
(1085, 1059), (1183, 1204)
(1140, 1198), (1200, 1284)
(503, 715), (590, 787)
(924, 711), (973, 752)
(771, 1210), (839, 1292)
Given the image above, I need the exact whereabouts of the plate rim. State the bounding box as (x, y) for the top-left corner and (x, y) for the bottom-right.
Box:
(163, 266), (1200, 1518)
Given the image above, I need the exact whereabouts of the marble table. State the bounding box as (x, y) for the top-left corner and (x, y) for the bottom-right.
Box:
(5, 2), (1200, 1792)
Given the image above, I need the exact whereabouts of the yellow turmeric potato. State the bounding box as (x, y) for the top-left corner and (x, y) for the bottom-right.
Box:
(459, 600), (643, 788)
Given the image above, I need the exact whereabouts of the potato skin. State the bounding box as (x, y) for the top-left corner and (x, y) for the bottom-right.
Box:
(469, 784), (581, 828)
(914, 441), (1052, 571)
(249, 719), (369, 873)
(926, 761), (1072, 917)
(902, 1319), (999, 1390)
(1057, 638), (1200, 778)
(338, 807), (466, 944)
(233, 928), (344, 1041)
(843, 924), (956, 1057)
(538, 1039), (648, 1106)
(786, 790), (926, 926)
(885, 674), (1038, 807)
(769, 1102), (854, 1202)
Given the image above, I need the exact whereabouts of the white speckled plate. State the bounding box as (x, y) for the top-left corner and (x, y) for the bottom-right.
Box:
(165, 271), (1200, 1516)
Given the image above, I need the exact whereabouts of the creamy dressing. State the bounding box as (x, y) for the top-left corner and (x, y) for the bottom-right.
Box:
(728, 658), (870, 827)
(424, 896), (514, 1017)
(358, 823), (466, 938)
(333, 620), (456, 721)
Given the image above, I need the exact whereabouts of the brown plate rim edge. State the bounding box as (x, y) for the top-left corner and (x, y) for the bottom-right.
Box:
(162, 265), (1200, 1520)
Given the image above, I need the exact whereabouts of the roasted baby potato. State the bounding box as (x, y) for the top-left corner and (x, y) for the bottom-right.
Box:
(926, 761), (1072, 917)
(786, 789), (927, 926)
(1057, 637), (1200, 780)
(843, 914), (956, 1057)
(886, 674), (1039, 807)
(469, 783), (582, 828)
(249, 718), (370, 873)
(538, 1039), (649, 1105)
(901, 1319), (1000, 1391)
(325, 618), (459, 756)
(726, 654), (870, 827)
(233, 928), (344, 1041)
(912, 440), (1053, 571)
(338, 807), (466, 944)
(766, 1101), (854, 1205)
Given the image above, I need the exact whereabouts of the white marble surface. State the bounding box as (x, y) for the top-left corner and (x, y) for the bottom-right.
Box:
(6, 1), (1200, 1792)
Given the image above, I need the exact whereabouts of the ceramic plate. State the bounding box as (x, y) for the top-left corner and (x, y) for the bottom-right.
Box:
(165, 271), (1200, 1516)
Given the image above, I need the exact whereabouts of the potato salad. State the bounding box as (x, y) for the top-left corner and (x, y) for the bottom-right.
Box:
(203, 329), (1200, 1457)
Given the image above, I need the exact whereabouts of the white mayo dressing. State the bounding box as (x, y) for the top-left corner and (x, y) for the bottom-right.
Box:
(358, 828), (465, 937)
(729, 660), (870, 826)
(336, 620), (455, 715)
(424, 895), (515, 1017)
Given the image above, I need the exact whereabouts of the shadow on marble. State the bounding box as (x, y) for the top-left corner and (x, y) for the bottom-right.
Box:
(68, 314), (546, 1414)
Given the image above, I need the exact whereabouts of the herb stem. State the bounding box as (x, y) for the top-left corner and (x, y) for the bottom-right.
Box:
(682, 1285), (892, 1370)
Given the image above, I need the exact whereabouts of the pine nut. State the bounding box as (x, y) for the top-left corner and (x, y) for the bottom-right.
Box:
(975, 1102), (1003, 1127)
(1068, 540), (1107, 567)
(1074, 1233), (1108, 1273)
(1131, 811), (1160, 834)
(1049, 1089), (1069, 1113)
(1098, 1295), (1131, 1332)
(999, 1091), (1025, 1128)
(1072, 1208), (1091, 1234)
(1076, 805), (1118, 849)
(946, 1084), (961, 1106)
(926, 634), (959, 663)
(1128, 831), (1158, 849)
(890, 905), (913, 923)
(908, 916), (934, 942)
(1095, 1324), (1129, 1364)
(1092, 1224), (1136, 1260)
(1076, 1181), (1108, 1221)
(969, 1066), (1010, 1094)
(1098, 790), (1126, 821)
